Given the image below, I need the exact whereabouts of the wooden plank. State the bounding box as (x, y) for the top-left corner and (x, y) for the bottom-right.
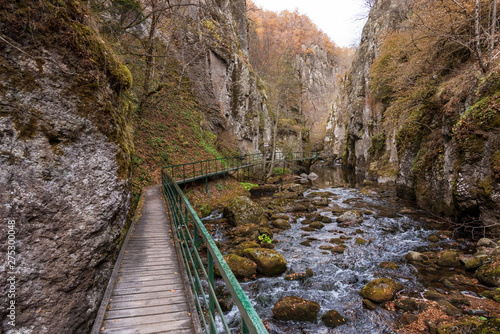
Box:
(106, 303), (189, 319)
(106, 287), (188, 303)
(115, 274), (181, 284)
(107, 296), (188, 311)
(101, 320), (194, 334)
(102, 312), (192, 329)
(94, 186), (197, 334)
(111, 284), (184, 296)
(114, 278), (183, 290)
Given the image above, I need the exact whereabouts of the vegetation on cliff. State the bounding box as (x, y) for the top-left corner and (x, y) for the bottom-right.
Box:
(363, 0), (500, 235)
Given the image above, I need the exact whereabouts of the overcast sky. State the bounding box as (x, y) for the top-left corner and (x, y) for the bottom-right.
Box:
(250, 0), (369, 47)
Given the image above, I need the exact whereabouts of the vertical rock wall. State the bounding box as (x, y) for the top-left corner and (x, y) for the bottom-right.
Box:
(0, 1), (132, 332)
(173, 0), (271, 154)
(326, 0), (500, 236)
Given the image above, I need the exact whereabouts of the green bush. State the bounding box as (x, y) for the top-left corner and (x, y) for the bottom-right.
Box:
(240, 182), (258, 191)
(272, 167), (290, 176)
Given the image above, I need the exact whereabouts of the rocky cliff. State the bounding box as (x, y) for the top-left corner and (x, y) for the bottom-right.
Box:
(297, 45), (342, 147)
(0, 1), (132, 332)
(171, 0), (272, 154)
(326, 0), (409, 175)
(327, 0), (500, 236)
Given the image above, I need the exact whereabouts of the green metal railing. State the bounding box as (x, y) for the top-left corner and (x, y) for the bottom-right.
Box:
(162, 171), (268, 334)
(164, 151), (319, 185)
(160, 151), (319, 333)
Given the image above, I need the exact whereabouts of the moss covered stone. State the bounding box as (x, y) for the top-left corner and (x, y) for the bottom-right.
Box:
(321, 310), (349, 328)
(223, 196), (265, 226)
(219, 254), (257, 278)
(437, 251), (461, 267)
(242, 248), (286, 276)
(272, 296), (320, 322)
(359, 277), (404, 303)
(474, 258), (500, 287)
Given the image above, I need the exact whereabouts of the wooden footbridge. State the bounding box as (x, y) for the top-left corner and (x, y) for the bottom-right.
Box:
(92, 151), (319, 334)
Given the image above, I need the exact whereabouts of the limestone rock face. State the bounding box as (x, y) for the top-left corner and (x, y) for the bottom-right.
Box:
(325, 0), (500, 236)
(326, 0), (410, 171)
(0, 2), (132, 332)
(172, 0), (271, 153)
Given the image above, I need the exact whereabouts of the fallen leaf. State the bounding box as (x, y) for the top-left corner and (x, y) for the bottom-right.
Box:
(170, 289), (176, 292)
(114, 319), (118, 322)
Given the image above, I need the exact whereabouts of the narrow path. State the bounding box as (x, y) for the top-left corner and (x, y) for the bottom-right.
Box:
(99, 186), (197, 334)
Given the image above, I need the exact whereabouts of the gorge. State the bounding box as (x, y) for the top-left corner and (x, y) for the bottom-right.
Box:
(1, 0), (499, 333)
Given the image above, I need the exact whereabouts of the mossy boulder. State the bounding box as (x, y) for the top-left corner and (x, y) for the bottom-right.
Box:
(405, 251), (424, 262)
(233, 241), (260, 257)
(472, 317), (500, 333)
(242, 248), (287, 276)
(321, 310), (349, 328)
(395, 298), (418, 312)
(223, 196), (265, 226)
(337, 210), (363, 225)
(474, 258), (500, 287)
(359, 277), (404, 303)
(272, 296), (320, 322)
(465, 256), (488, 270)
(272, 218), (291, 230)
(437, 300), (462, 317)
(331, 245), (347, 254)
(436, 318), (483, 334)
(309, 221), (325, 229)
(219, 254), (257, 278)
(437, 251), (461, 267)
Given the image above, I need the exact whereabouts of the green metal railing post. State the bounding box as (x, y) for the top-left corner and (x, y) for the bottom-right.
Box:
(208, 253), (216, 334)
(242, 319), (250, 334)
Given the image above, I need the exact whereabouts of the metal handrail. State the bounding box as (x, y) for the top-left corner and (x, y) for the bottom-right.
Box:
(160, 150), (319, 333)
(162, 171), (268, 334)
(162, 151), (319, 184)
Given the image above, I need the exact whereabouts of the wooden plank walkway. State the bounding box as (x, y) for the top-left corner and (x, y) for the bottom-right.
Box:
(98, 186), (198, 334)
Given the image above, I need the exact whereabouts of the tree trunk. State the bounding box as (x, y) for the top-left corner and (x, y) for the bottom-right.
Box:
(491, 0), (498, 53)
(267, 99), (280, 179)
(475, 0), (487, 72)
(138, 1), (159, 114)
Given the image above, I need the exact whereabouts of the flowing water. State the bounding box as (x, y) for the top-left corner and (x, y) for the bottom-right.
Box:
(208, 165), (477, 333)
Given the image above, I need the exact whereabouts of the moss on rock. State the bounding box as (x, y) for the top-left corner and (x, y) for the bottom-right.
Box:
(359, 277), (404, 303)
(272, 296), (320, 322)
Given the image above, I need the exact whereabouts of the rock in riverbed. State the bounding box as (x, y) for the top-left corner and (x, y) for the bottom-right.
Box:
(272, 296), (320, 322)
(359, 277), (404, 303)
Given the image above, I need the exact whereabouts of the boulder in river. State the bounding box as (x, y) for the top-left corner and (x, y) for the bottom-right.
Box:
(405, 251), (424, 262)
(359, 277), (404, 303)
(223, 196), (265, 226)
(477, 238), (496, 247)
(331, 245), (347, 254)
(474, 258), (500, 287)
(309, 221), (325, 229)
(337, 210), (363, 225)
(242, 248), (287, 276)
(220, 254), (257, 278)
(437, 250), (461, 267)
(321, 310), (348, 328)
(308, 172), (319, 179)
(272, 296), (320, 322)
(272, 218), (291, 230)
